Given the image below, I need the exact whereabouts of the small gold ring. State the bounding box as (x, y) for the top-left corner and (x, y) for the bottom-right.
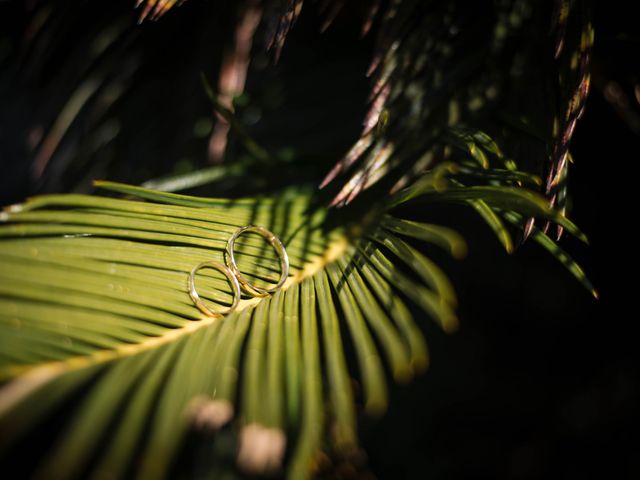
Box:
(225, 225), (289, 297)
(188, 261), (241, 317)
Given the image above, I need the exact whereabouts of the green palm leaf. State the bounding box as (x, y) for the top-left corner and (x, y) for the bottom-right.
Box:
(0, 169), (591, 478)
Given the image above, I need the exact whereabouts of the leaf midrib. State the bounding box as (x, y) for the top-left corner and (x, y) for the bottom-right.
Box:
(0, 236), (349, 416)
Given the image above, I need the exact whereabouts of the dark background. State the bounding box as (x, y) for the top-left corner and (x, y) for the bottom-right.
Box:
(1, 1), (637, 478)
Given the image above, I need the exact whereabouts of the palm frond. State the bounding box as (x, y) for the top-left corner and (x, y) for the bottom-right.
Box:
(0, 181), (429, 477)
(0, 160), (592, 477)
(316, 0), (593, 231)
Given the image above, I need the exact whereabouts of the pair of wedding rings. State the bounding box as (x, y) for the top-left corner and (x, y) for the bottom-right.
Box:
(188, 225), (289, 318)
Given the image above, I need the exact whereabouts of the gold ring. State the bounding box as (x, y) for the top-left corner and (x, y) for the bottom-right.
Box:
(188, 261), (241, 317)
(225, 225), (289, 297)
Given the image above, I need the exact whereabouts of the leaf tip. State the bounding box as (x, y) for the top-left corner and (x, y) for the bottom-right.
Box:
(411, 355), (430, 374)
(442, 315), (459, 334)
(522, 218), (535, 243)
(393, 365), (414, 384)
(452, 241), (468, 259)
(364, 397), (387, 416)
(580, 232), (590, 245)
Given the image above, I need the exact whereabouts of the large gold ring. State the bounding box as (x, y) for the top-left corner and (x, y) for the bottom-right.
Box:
(225, 225), (289, 297)
(188, 261), (241, 317)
